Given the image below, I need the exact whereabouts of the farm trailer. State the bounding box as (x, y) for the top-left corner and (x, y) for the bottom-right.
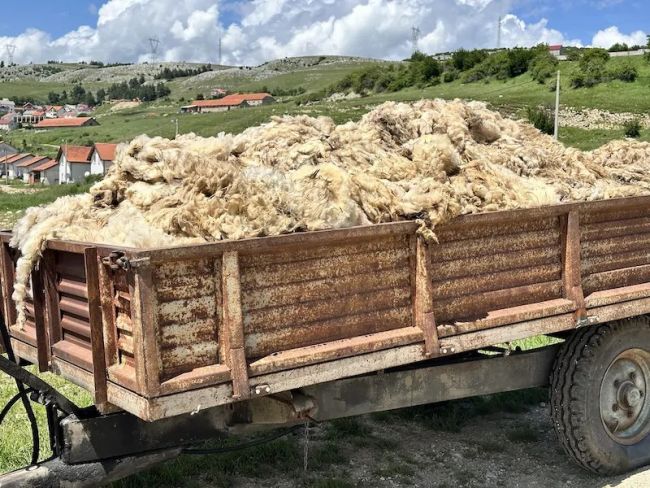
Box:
(1, 195), (650, 486)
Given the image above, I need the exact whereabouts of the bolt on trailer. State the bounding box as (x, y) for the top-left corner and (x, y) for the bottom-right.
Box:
(2, 195), (650, 485)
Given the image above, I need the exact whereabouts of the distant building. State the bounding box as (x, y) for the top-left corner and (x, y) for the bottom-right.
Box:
(181, 93), (275, 113)
(1, 153), (33, 178)
(44, 105), (66, 118)
(549, 44), (563, 57)
(57, 145), (93, 184)
(0, 98), (15, 114)
(90, 143), (118, 175)
(0, 114), (15, 131)
(0, 142), (17, 155)
(34, 117), (99, 129)
(30, 159), (59, 185)
(15, 155), (49, 181)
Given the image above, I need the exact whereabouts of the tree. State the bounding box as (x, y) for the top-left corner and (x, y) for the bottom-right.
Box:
(47, 91), (61, 104)
(196, 93), (205, 100)
(0, 61), (4, 68)
(70, 84), (87, 104)
(529, 52), (558, 83)
(96, 88), (106, 104)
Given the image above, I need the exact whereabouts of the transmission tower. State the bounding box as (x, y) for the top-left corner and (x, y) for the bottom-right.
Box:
(148, 37), (160, 63)
(5, 44), (16, 66)
(218, 35), (222, 65)
(411, 26), (421, 54)
(497, 16), (502, 49)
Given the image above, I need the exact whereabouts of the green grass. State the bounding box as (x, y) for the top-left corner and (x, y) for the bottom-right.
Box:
(0, 182), (92, 212)
(0, 363), (92, 473)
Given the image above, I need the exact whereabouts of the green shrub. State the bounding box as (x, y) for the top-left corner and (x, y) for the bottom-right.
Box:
(529, 52), (558, 83)
(609, 63), (638, 82)
(451, 48), (488, 71)
(442, 68), (459, 83)
(624, 119), (641, 138)
(527, 106), (555, 135)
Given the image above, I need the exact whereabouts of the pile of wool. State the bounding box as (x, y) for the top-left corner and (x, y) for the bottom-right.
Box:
(10, 98), (650, 326)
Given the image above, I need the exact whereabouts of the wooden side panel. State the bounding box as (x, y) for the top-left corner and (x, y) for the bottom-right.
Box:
(581, 208), (650, 296)
(239, 234), (413, 359)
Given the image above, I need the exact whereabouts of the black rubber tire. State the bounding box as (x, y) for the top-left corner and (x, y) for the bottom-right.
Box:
(550, 317), (650, 475)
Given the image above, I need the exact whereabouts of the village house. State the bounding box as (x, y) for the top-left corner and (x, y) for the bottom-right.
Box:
(0, 98), (15, 114)
(57, 145), (93, 184)
(181, 93), (275, 113)
(90, 143), (118, 175)
(34, 117), (99, 130)
(30, 159), (59, 185)
(15, 155), (49, 181)
(0, 114), (16, 131)
(0, 142), (17, 156)
(44, 105), (66, 118)
(1, 153), (33, 178)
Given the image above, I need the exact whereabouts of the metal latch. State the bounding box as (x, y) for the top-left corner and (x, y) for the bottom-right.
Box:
(101, 251), (150, 271)
(576, 315), (598, 328)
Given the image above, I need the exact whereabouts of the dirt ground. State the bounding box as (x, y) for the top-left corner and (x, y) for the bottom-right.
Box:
(121, 391), (650, 488)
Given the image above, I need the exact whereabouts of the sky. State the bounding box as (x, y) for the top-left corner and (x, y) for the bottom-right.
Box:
(0, 0), (647, 65)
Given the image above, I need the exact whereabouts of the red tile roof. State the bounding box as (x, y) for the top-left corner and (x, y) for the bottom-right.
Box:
(0, 114), (13, 124)
(59, 145), (93, 163)
(549, 44), (562, 50)
(1, 153), (31, 164)
(31, 159), (58, 171)
(192, 93), (273, 108)
(34, 117), (96, 128)
(16, 156), (49, 168)
(93, 143), (118, 161)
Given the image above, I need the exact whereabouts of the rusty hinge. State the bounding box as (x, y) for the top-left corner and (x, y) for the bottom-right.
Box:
(101, 251), (150, 271)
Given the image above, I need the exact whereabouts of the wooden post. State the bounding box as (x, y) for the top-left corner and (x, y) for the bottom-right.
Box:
(221, 251), (250, 399)
(84, 247), (108, 404)
(98, 260), (118, 372)
(0, 242), (16, 328)
(561, 211), (586, 320)
(42, 249), (62, 346)
(413, 236), (440, 356)
(31, 265), (49, 372)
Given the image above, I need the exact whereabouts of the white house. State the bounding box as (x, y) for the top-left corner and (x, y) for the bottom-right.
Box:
(15, 155), (49, 181)
(1, 153), (32, 179)
(57, 145), (93, 184)
(90, 143), (118, 175)
(30, 159), (59, 185)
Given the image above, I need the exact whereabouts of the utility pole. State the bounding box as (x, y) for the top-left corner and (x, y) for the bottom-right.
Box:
(2, 146), (7, 185)
(218, 35), (222, 65)
(554, 70), (561, 140)
(171, 118), (178, 138)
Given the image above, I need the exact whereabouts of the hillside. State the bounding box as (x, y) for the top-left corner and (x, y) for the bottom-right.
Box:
(1, 55), (649, 158)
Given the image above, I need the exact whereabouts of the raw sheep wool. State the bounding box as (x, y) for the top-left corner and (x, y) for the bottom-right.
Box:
(10, 98), (650, 326)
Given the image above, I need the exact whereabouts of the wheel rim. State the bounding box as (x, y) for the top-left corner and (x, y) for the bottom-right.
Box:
(600, 348), (650, 445)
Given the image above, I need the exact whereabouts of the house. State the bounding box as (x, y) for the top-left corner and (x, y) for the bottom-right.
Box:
(44, 105), (65, 118)
(15, 155), (49, 181)
(549, 44), (563, 57)
(0, 99), (15, 114)
(34, 117), (99, 129)
(183, 93), (275, 113)
(90, 143), (118, 175)
(57, 145), (93, 184)
(0, 142), (17, 155)
(30, 159), (59, 185)
(1, 153), (33, 178)
(0, 114), (16, 131)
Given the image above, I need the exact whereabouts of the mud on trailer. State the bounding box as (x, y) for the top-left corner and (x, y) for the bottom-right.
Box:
(1, 196), (650, 486)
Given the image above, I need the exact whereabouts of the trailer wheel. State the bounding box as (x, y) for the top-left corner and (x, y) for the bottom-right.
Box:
(550, 317), (650, 475)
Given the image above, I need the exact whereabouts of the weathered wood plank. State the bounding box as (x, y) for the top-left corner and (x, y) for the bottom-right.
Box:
(85, 248), (108, 404)
(413, 237), (439, 356)
(30, 266), (49, 372)
(561, 212), (585, 319)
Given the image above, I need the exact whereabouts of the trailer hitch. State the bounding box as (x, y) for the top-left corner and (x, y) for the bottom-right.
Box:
(102, 251), (150, 271)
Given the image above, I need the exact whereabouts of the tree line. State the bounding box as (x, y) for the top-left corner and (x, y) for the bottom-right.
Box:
(47, 76), (171, 106)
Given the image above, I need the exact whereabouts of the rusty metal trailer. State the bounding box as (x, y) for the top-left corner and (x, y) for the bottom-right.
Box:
(1, 195), (650, 486)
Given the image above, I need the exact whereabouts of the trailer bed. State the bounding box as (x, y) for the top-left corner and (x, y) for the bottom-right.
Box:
(3, 195), (650, 421)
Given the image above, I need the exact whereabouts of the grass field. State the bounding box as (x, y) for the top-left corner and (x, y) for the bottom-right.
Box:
(3, 56), (649, 157)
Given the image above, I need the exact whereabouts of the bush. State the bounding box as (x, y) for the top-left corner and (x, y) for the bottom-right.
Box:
(609, 63), (638, 82)
(529, 52), (558, 83)
(451, 48), (488, 71)
(624, 119), (641, 138)
(442, 69), (459, 83)
(527, 106), (555, 135)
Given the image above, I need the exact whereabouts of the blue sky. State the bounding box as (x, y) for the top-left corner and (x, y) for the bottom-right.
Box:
(0, 1), (647, 65)
(1, 0), (647, 45)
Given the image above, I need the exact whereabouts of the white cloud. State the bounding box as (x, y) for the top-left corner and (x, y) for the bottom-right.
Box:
(592, 26), (647, 48)
(0, 0), (588, 65)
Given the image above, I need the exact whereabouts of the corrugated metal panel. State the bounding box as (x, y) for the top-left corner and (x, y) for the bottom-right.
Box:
(431, 218), (563, 323)
(240, 234), (413, 359)
(581, 209), (650, 296)
(153, 258), (220, 381)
